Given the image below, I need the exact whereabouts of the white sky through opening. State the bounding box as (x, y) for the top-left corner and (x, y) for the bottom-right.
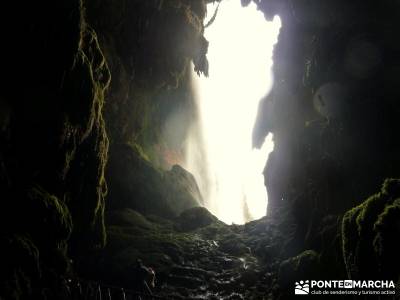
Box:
(188, 0), (281, 224)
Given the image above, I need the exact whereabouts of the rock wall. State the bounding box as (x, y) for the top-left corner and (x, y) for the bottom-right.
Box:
(87, 0), (209, 222)
(0, 1), (111, 298)
(86, 0), (208, 153)
(342, 179), (400, 281)
(254, 0), (400, 218)
(0, 0), (210, 298)
(252, 0), (400, 293)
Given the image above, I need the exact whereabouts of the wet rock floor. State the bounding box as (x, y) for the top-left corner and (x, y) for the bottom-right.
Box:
(92, 207), (291, 299)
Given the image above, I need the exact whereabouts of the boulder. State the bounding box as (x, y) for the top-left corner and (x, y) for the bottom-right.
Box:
(107, 144), (201, 218)
(176, 207), (218, 231)
(278, 250), (320, 289)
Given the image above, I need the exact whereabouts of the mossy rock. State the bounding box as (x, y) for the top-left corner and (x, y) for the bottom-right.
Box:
(175, 207), (218, 231)
(106, 144), (176, 217)
(61, 19), (110, 258)
(342, 178), (400, 280)
(66, 115), (109, 255)
(107, 144), (201, 218)
(87, 0), (207, 89)
(106, 208), (154, 230)
(278, 250), (320, 289)
(195, 220), (236, 243)
(218, 237), (250, 256)
(0, 1), (111, 296)
(373, 198), (400, 279)
(92, 209), (206, 286)
(28, 186), (72, 243)
(0, 235), (40, 300)
(164, 164), (203, 213)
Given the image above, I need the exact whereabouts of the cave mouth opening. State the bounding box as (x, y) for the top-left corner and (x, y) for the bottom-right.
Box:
(185, 0), (281, 225)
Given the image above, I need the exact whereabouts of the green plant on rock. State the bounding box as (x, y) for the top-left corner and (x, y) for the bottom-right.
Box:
(342, 178), (400, 280)
(28, 186), (73, 243)
(0, 235), (40, 300)
(278, 250), (320, 289)
(64, 21), (111, 257)
(373, 198), (400, 279)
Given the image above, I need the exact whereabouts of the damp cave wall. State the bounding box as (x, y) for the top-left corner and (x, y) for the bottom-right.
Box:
(0, 1), (112, 298)
(85, 0), (208, 220)
(254, 0), (400, 217)
(0, 1), (209, 298)
(1, 0), (400, 298)
(252, 0), (400, 283)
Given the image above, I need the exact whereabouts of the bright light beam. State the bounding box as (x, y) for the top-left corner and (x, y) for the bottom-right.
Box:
(188, 0), (280, 224)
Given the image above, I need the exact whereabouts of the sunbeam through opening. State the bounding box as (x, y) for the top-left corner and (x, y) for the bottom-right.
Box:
(185, 0), (281, 224)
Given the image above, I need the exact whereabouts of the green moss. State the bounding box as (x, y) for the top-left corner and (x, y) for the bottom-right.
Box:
(278, 250), (320, 288)
(89, 208), (229, 286)
(175, 207), (218, 232)
(106, 208), (154, 230)
(342, 178), (400, 280)
(64, 26), (111, 143)
(342, 204), (363, 278)
(64, 23), (111, 256)
(197, 220), (233, 240)
(67, 115), (109, 254)
(0, 235), (40, 300)
(104, 218), (193, 275)
(355, 194), (385, 235)
(381, 178), (400, 196)
(373, 198), (400, 278)
(130, 143), (151, 162)
(28, 186), (73, 243)
(0, 0), (113, 296)
(107, 144), (202, 219)
(90, 0), (209, 170)
(342, 192), (382, 279)
(164, 165), (202, 214)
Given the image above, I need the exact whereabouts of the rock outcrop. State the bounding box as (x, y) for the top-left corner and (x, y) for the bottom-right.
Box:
(0, 0), (111, 298)
(342, 179), (400, 281)
(252, 0), (400, 297)
(106, 144), (201, 219)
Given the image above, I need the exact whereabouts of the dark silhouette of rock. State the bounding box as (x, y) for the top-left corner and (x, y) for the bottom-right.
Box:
(107, 144), (201, 218)
(176, 207), (218, 231)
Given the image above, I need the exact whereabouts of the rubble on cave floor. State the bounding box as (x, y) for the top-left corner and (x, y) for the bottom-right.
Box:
(84, 207), (299, 300)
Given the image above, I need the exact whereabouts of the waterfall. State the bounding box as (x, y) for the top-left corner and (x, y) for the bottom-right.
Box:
(184, 0), (281, 224)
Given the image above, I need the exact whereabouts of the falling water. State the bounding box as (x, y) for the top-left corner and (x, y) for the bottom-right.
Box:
(184, 1), (281, 224)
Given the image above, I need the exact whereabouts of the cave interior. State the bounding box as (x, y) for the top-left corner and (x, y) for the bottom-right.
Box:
(0, 0), (400, 299)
